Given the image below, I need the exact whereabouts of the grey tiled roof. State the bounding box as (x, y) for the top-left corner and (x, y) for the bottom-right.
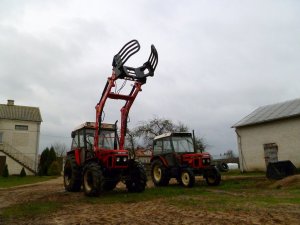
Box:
(0, 104), (42, 122)
(233, 98), (300, 128)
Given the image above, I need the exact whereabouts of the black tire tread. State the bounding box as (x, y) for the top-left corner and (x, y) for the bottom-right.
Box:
(126, 160), (147, 193)
(64, 154), (82, 192)
(83, 162), (104, 197)
(205, 167), (221, 186)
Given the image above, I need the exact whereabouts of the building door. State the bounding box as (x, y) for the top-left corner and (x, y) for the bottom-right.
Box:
(0, 156), (6, 174)
(264, 143), (278, 167)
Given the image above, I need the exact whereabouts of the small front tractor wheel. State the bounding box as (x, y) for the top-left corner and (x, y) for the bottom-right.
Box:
(151, 160), (170, 186)
(205, 167), (221, 186)
(64, 154), (82, 192)
(126, 160), (147, 193)
(83, 162), (104, 197)
(180, 168), (195, 187)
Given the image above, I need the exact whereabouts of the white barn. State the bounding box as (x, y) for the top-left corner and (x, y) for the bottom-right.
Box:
(233, 98), (300, 172)
(0, 100), (42, 175)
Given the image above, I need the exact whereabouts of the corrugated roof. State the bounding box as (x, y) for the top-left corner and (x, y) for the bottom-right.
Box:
(233, 98), (300, 128)
(0, 103), (42, 122)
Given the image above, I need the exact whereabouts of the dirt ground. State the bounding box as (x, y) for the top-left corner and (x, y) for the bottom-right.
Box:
(0, 176), (300, 225)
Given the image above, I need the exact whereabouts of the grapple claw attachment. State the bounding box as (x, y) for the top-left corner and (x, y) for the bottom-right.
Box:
(112, 40), (140, 68)
(112, 40), (158, 83)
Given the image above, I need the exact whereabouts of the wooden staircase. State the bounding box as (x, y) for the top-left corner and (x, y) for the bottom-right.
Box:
(0, 142), (36, 174)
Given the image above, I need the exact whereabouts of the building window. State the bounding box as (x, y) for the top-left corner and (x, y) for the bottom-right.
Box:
(15, 125), (29, 131)
(0, 132), (3, 143)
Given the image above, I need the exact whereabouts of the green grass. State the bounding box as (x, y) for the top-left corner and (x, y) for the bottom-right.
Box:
(84, 185), (200, 204)
(1, 202), (62, 220)
(222, 169), (265, 176)
(0, 176), (58, 188)
(1, 175), (300, 222)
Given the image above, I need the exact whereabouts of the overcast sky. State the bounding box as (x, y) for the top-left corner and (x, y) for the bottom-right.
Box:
(1, 0), (299, 156)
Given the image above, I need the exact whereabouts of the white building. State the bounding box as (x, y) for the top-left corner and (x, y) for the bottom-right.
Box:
(233, 98), (300, 172)
(0, 100), (42, 175)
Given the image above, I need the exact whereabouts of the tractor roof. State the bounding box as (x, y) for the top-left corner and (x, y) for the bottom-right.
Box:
(73, 122), (115, 131)
(154, 132), (192, 140)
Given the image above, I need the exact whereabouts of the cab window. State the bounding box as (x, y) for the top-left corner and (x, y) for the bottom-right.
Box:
(79, 130), (85, 148)
(153, 140), (162, 155)
(71, 132), (79, 149)
(163, 138), (173, 153)
(98, 130), (118, 149)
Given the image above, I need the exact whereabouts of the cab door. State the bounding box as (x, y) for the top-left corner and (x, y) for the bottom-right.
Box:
(163, 137), (177, 167)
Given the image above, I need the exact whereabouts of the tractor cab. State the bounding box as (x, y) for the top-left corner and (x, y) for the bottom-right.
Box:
(70, 122), (124, 167)
(153, 132), (195, 155)
(71, 122), (96, 152)
(153, 132), (212, 168)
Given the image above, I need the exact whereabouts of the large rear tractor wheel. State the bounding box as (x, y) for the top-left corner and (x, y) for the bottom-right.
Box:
(126, 160), (147, 193)
(205, 167), (221, 186)
(83, 162), (104, 196)
(180, 168), (195, 187)
(151, 160), (170, 186)
(64, 155), (82, 192)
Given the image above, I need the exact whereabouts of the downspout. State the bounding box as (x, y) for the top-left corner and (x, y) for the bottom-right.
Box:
(235, 129), (246, 173)
(35, 122), (41, 174)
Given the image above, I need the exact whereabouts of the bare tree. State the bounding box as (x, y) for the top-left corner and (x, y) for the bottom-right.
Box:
(52, 142), (67, 157)
(194, 136), (207, 153)
(223, 149), (235, 158)
(129, 116), (206, 151)
(125, 128), (138, 159)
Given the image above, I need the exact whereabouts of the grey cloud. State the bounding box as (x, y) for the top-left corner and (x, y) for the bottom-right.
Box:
(0, 0), (300, 155)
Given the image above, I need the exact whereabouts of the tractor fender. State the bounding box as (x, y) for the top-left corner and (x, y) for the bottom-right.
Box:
(74, 149), (81, 166)
(150, 156), (168, 167)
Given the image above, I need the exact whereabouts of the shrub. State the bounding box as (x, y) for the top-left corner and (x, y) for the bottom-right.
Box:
(38, 147), (58, 176)
(48, 161), (61, 176)
(20, 167), (27, 177)
(2, 164), (9, 177)
(38, 148), (50, 176)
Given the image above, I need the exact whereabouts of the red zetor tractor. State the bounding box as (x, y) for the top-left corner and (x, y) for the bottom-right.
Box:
(63, 40), (158, 196)
(150, 132), (221, 187)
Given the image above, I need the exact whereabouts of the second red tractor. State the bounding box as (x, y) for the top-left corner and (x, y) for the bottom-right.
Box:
(151, 132), (221, 187)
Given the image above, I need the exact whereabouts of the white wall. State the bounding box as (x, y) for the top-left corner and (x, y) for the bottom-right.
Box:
(0, 119), (40, 174)
(0, 151), (34, 175)
(236, 117), (300, 171)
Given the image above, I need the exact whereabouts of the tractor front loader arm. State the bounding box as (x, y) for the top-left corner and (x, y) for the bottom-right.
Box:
(94, 40), (158, 150)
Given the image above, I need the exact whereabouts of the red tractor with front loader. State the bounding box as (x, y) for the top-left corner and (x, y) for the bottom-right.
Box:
(150, 132), (221, 187)
(63, 40), (158, 196)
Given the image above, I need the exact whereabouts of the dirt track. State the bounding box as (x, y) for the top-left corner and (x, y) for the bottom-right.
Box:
(0, 176), (300, 225)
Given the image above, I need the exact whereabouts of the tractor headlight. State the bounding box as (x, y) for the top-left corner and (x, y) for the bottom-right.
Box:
(116, 157), (121, 162)
(123, 157), (127, 162)
(202, 158), (210, 165)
